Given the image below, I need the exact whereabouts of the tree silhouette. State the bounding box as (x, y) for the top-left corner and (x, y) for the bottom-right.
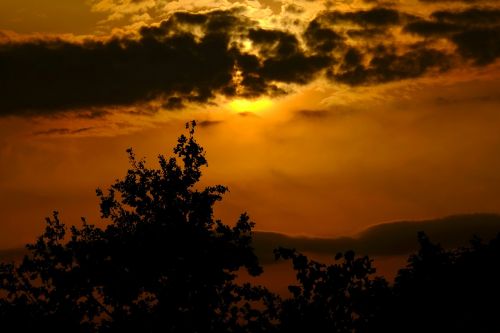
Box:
(1, 121), (500, 333)
(384, 231), (500, 333)
(274, 248), (390, 333)
(273, 232), (500, 333)
(0, 121), (275, 333)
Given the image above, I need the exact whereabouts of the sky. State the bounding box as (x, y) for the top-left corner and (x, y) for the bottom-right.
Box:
(1, 0), (500, 250)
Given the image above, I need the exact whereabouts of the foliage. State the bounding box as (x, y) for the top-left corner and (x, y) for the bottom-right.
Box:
(274, 248), (390, 333)
(1, 121), (500, 332)
(0, 121), (273, 333)
(385, 232), (500, 333)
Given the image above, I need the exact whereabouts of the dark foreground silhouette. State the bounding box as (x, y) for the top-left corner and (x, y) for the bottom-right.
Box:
(1, 122), (499, 332)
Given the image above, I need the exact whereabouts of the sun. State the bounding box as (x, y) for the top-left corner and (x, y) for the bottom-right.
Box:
(228, 98), (273, 113)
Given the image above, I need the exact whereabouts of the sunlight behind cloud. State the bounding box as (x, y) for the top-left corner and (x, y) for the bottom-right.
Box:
(229, 98), (273, 113)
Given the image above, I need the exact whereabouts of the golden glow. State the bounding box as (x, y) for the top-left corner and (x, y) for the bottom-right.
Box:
(229, 98), (273, 113)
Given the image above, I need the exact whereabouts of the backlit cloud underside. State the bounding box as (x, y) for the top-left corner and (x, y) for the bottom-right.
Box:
(1, 2), (499, 116)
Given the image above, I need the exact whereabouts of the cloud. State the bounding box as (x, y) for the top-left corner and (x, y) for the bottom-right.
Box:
(452, 28), (500, 65)
(322, 8), (406, 27)
(431, 8), (500, 25)
(2, 214), (500, 265)
(404, 8), (500, 65)
(33, 127), (94, 136)
(303, 18), (344, 53)
(293, 109), (331, 120)
(254, 214), (500, 263)
(1, 5), (500, 116)
(198, 120), (224, 128)
(405, 8), (500, 36)
(282, 4), (305, 15)
(90, 0), (161, 23)
(237, 111), (259, 118)
(332, 45), (450, 85)
(0, 11), (241, 116)
(247, 27), (332, 85)
(418, 0), (492, 3)
(0, 10), (329, 117)
(434, 94), (500, 105)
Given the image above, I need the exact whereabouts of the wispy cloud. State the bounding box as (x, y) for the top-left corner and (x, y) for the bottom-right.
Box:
(33, 127), (95, 136)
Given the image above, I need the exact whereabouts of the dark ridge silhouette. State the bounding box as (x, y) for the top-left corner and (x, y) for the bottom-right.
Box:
(253, 213), (500, 263)
(1, 122), (500, 332)
(2, 212), (500, 265)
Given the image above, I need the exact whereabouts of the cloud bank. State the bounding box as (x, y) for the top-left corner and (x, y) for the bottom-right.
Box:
(1, 4), (499, 116)
(1, 214), (500, 265)
(253, 214), (500, 263)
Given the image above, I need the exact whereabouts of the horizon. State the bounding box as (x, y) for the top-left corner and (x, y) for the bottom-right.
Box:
(1, 0), (500, 251)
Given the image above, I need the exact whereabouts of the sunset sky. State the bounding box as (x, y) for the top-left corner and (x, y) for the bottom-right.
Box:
(1, 0), (500, 250)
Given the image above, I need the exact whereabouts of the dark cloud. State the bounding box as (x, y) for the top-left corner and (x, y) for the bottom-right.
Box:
(247, 28), (332, 84)
(237, 111), (259, 118)
(0, 32), (237, 116)
(293, 109), (331, 120)
(254, 214), (500, 264)
(346, 27), (387, 39)
(404, 8), (500, 64)
(431, 7), (500, 25)
(405, 8), (500, 36)
(76, 109), (110, 119)
(323, 8), (406, 27)
(283, 4), (305, 15)
(197, 120), (224, 128)
(332, 45), (449, 85)
(33, 127), (94, 136)
(163, 97), (184, 110)
(0, 10), (331, 117)
(248, 28), (301, 57)
(419, 0), (492, 3)
(405, 20), (462, 36)
(1, 6), (499, 116)
(452, 28), (500, 65)
(304, 7), (452, 86)
(303, 19), (344, 53)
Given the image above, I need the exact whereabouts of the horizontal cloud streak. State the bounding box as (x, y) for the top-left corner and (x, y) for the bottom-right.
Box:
(253, 214), (500, 263)
(2, 214), (500, 264)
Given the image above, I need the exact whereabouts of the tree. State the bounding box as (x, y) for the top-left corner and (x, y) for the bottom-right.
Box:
(0, 121), (275, 333)
(3, 121), (500, 333)
(274, 248), (390, 333)
(386, 232), (500, 333)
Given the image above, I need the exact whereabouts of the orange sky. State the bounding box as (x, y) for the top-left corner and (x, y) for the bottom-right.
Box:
(1, 0), (500, 249)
